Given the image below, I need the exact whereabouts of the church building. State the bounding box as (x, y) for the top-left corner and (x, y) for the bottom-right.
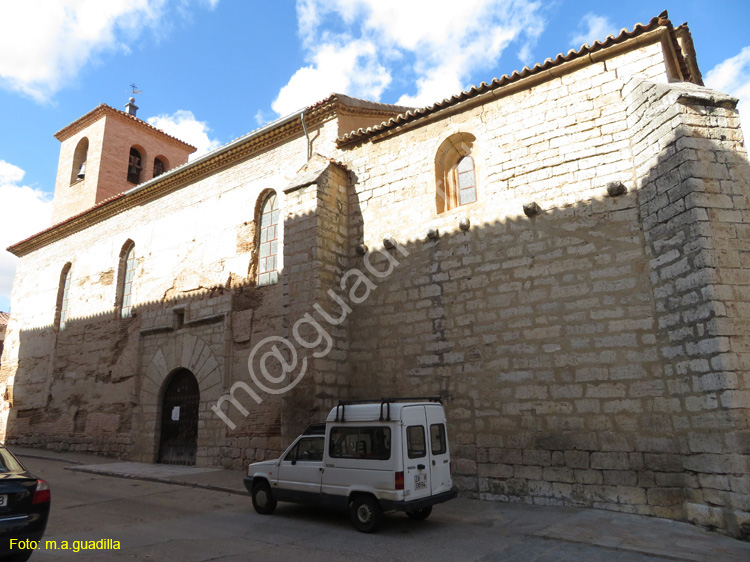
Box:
(2, 13), (750, 538)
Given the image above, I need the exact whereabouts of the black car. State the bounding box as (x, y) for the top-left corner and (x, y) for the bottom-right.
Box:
(0, 445), (50, 562)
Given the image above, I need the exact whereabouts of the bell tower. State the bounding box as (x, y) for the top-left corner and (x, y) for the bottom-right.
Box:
(50, 98), (196, 224)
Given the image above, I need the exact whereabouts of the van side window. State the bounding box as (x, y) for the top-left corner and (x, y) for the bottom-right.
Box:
(407, 426), (426, 459)
(330, 426), (391, 460)
(430, 424), (447, 455)
(284, 443), (298, 462)
(285, 437), (324, 462)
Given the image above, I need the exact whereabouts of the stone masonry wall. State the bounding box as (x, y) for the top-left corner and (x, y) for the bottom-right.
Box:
(4, 26), (750, 538)
(1, 119), (342, 468)
(331, 36), (750, 536)
(628, 79), (750, 537)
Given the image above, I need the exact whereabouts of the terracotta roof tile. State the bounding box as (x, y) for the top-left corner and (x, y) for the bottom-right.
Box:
(0, 311), (9, 327)
(54, 104), (197, 152)
(338, 11), (691, 147)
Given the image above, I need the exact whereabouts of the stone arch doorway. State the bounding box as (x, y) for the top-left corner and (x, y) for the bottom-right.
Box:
(158, 368), (200, 465)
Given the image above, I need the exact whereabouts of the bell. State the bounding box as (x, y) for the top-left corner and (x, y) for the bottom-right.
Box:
(128, 164), (138, 175)
(76, 161), (86, 179)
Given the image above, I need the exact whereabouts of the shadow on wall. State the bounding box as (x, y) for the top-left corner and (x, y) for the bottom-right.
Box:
(3, 122), (750, 536)
(1, 279), (285, 468)
(337, 121), (750, 537)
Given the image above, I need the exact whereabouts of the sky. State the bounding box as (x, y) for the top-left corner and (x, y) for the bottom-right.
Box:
(1, 0), (750, 312)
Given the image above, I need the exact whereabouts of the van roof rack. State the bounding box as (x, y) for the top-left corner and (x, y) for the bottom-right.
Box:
(334, 397), (443, 423)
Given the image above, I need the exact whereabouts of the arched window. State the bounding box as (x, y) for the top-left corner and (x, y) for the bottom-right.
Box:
(435, 132), (478, 214)
(257, 192), (279, 286)
(455, 156), (477, 206)
(127, 147), (143, 184)
(55, 263), (72, 330)
(153, 156), (167, 178)
(70, 137), (88, 184)
(117, 241), (136, 317)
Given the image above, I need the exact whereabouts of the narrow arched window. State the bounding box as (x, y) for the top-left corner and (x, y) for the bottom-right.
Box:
(117, 242), (136, 317)
(455, 156), (477, 206)
(55, 263), (72, 330)
(435, 132), (478, 214)
(70, 138), (88, 184)
(153, 157), (167, 178)
(257, 192), (279, 286)
(127, 147), (143, 184)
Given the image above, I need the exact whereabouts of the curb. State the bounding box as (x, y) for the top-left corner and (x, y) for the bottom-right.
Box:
(64, 465), (248, 496)
(15, 452), (84, 465)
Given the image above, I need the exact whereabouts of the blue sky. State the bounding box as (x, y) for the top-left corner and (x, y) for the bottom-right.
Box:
(1, 0), (750, 312)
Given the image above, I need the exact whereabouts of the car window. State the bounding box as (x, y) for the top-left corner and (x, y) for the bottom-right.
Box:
(430, 423), (447, 455)
(330, 426), (391, 460)
(0, 448), (24, 473)
(296, 437), (324, 462)
(407, 425), (426, 459)
(284, 443), (298, 462)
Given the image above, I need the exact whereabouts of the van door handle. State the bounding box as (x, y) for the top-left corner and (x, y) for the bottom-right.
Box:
(417, 464), (425, 470)
(432, 460), (436, 466)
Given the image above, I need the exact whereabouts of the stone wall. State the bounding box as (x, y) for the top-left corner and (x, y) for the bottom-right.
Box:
(3, 24), (750, 538)
(1, 118), (342, 469)
(326, 35), (750, 536)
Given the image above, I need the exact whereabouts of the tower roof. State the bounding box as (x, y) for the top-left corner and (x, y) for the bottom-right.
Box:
(54, 103), (197, 153)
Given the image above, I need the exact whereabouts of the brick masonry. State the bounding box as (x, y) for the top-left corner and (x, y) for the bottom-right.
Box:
(1, 24), (749, 538)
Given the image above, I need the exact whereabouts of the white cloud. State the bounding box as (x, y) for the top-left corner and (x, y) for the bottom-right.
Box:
(0, 161), (54, 310)
(0, 0), (211, 102)
(147, 110), (221, 159)
(271, 0), (545, 115)
(705, 46), (750, 136)
(272, 40), (391, 115)
(570, 13), (618, 49)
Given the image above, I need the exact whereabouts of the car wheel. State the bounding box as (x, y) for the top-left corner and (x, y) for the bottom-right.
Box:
(251, 480), (277, 515)
(349, 495), (383, 533)
(406, 506), (432, 520)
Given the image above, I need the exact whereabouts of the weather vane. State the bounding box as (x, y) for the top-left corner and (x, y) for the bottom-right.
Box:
(129, 83), (143, 95)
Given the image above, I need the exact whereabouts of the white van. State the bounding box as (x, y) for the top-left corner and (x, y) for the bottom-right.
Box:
(244, 398), (457, 532)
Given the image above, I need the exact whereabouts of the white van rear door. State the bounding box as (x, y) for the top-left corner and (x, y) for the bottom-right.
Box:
(401, 406), (431, 501)
(425, 404), (452, 495)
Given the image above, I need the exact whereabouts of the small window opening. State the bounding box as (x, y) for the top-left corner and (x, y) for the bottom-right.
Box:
(153, 157), (166, 178)
(128, 147), (143, 184)
(70, 138), (88, 184)
(56, 263), (72, 330)
(119, 244), (136, 318)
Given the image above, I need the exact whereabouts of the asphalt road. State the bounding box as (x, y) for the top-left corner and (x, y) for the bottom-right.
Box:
(11, 455), (738, 562)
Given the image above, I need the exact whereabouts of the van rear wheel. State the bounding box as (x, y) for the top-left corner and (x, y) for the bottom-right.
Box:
(406, 506), (432, 520)
(350, 495), (383, 533)
(251, 480), (277, 515)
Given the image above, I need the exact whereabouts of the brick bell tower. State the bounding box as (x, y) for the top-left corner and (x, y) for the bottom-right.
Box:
(50, 97), (196, 224)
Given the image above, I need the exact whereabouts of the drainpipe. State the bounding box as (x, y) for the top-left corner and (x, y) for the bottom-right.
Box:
(301, 110), (311, 161)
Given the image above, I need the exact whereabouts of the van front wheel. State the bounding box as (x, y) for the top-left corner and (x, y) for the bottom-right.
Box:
(251, 480), (277, 515)
(406, 506), (432, 520)
(350, 495), (383, 533)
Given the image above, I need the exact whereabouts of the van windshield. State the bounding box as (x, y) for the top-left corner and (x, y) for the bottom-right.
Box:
(329, 426), (391, 460)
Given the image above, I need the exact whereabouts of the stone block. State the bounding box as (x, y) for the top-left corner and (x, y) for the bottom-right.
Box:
(590, 452), (630, 470)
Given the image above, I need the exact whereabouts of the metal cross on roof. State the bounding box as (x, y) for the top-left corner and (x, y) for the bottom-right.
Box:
(129, 83), (142, 95)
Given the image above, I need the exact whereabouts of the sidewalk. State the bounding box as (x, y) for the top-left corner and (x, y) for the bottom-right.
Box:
(12, 446), (750, 562)
(12, 446), (247, 495)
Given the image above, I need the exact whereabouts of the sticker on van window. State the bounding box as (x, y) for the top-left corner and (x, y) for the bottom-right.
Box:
(415, 474), (427, 490)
